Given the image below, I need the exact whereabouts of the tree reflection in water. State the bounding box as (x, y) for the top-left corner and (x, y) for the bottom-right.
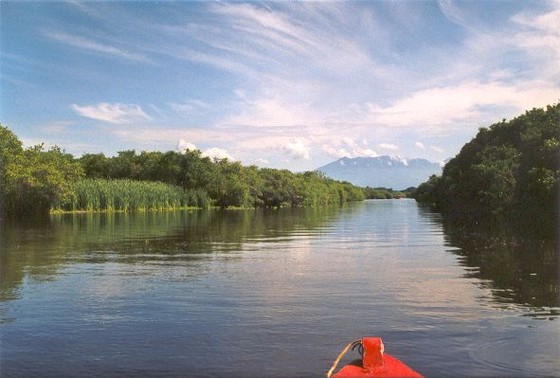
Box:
(438, 212), (558, 316)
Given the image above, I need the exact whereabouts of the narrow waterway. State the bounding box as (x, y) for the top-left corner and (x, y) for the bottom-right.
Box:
(1, 200), (558, 377)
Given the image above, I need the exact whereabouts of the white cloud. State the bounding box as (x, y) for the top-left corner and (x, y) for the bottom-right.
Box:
(322, 144), (351, 159)
(177, 139), (198, 153)
(365, 81), (558, 134)
(72, 102), (151, 124)
(323, 137), (378, 159)
(360, 149), (380, 158)
(202, 147), (235, 161)
(35, 2), (560, 172)
(177, 139), (235, 160)
(379, 143), (399, 151)
(284, 139), (310, 160)
(135, 2), (559, 168)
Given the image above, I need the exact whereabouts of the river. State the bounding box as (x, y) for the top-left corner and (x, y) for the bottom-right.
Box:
(1, 199), (558, 377)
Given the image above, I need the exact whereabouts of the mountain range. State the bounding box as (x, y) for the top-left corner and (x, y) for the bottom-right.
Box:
(317, 156), (443, 190)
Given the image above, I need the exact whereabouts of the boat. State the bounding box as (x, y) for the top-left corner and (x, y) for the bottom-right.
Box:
(327, 337), (423, 378)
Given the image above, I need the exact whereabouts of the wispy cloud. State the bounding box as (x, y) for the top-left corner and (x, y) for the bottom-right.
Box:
(9, 1), (559, 169)
(509, 5), (560, 81)
(170, 100), (212, 119)
(121, 2), (559, 166)
(72, 103), (152, 124)
(437, 0), (475, 31)
(45, 31), (151, 63)
(176, 1), (558, 163)
(220, 97), (320, 129)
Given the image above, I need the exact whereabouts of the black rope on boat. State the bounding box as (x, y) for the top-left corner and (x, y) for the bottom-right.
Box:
(352, 341), (364, 357)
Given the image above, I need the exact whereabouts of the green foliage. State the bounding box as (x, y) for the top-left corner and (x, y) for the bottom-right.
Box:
(1, 124), (365, 217)
(0, 124), (23, 159)
(208, 160), (251, 208)
(363, 186), (411, 199)
(80, 150), (365, 209)
(411, 175), (442, 205)
(0, 125), (24, 213)
(54, 178), (209, 212)
(79, 153), (110, 178)
(0, 126), (84, 216)
(413, 103), (560, 229)
(77, 148), (214, 189)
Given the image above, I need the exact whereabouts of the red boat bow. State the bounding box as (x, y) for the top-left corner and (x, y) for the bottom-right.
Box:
(327, 337), (423, 378)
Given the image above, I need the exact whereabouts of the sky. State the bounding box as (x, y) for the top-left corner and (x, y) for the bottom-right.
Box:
(1, 1), (559, 171)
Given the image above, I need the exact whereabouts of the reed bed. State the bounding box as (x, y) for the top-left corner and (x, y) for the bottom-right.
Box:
(54, 178), (210, 212)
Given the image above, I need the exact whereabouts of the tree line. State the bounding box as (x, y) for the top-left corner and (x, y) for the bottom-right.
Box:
(0, 125), (365, 217)
(363, 186), (414, 199)
(413, 103), (559, 232)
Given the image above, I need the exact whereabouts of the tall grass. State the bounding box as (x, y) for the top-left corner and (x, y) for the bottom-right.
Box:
(53, 179), (210, 212)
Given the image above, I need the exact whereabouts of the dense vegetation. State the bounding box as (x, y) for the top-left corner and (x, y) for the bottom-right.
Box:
(413, 104), (559, 231)
(0, 127), (83, 216)
(53, 179), (210, 212)
(75, 150), (365, 209)
(0, 125), (364, 217)
(363, 186), (413, 199)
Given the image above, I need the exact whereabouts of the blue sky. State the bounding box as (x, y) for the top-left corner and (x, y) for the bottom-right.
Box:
(1, 1), (559, 171)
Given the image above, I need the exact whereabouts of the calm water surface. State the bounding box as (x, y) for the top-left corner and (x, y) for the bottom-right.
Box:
(1, 200), (558, 377)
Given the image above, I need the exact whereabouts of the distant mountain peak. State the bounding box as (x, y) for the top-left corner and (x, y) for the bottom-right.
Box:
(317, 155), (442, 189)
